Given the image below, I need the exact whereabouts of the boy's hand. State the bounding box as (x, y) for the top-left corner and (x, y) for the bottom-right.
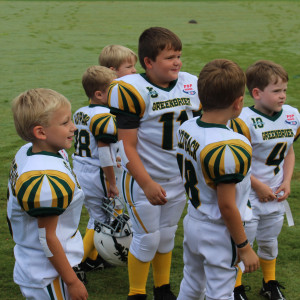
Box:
(143, 180), (167, 206)
(275, 180), (291, 202)
(108, 184), (119, 198)
(68, 279), (88, 300)
(238, 244), (260, 273)
(254, 181), (276, 202)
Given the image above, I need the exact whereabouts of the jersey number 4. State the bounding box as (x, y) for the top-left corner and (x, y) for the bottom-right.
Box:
(266, 142), (287, 175)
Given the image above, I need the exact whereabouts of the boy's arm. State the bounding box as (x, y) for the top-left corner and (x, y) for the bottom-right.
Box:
(98, 140), (118, 198)
(251, 175), (277, 202)
(118, 128), (167, 205)
(217, 183), (259, 273)
(37, 216), (88, 300)
(276, 145), (295, 201)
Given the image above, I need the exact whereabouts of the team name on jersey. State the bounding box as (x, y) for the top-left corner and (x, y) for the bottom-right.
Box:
(152, 97), (192, 111)
(73, 112), (90, 126)
(262, 129), (294, 140)
(177, 129), (200, 161)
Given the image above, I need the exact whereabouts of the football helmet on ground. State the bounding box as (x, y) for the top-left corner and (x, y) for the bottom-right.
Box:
(94, 197), (132, 266)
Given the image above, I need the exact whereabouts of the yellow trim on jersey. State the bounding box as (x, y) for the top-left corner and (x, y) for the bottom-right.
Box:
(124, 173), (148, 233)
(294, 126), (300, 141)
(89, 113), (117, 137)
(109, 80), (146, 118)
(230, 118), (251, 142)
(201, 139), (252, 189)
(16, 170), (75, 212)
(53, 277), (64, 300)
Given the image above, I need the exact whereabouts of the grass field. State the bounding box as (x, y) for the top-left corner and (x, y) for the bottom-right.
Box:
(1, 1), (300, 299)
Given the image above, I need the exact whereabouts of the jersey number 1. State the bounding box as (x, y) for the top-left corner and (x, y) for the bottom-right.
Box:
(159, 110), (188, 150)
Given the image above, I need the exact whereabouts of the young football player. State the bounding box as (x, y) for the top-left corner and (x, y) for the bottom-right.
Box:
(72, 66), (118, 276)
(7, 88), (88, 300)
(108, 27), (201, 299)
(99, 44), (137, 78)
(99, 44), (137, 205)
(176, 59), (260, 300)
(231, 60), (300, 300)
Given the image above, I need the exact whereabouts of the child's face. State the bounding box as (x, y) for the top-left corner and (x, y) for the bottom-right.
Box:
(146, 47), (182, 88)
(43, 104), (77, 153)
(254, 77), (287, 116)
(116, 57), (137, 78)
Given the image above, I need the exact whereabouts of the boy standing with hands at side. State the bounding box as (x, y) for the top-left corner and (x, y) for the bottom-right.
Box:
(7, 88), (88, 300)
(176, 59), (259, 300)
(72, 66), (118, 274)
(108, 27), (201, 299)
(231, 60), (300, 300)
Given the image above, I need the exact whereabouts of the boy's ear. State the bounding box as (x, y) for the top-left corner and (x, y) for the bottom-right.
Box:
(109, 66), (116, 71)
(32, 125), (47, 140)
(94, 90), (103, 100)
(252, 87), (260, 100)
(144, 57), (153, 69)
(233, 95), (244, 111)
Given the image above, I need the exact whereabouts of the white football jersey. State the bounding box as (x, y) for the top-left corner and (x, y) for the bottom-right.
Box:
(72, 104), (118, 167)
(108, 72), (201, 179)
(7, 143), (84, 288)
(176, 118), (252, 221)
(230, 105), (300, 193)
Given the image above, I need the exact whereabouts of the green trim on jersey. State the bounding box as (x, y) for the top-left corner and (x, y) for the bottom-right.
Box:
(249, 105), (283, 121)
(196, 118), (230, 130)
(89, 104), (108, 108)
(27, 146), (63, 158)
(140, 73), (178, 91)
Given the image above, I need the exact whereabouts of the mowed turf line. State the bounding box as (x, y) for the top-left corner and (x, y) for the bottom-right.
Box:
(0, 1), (300, 299)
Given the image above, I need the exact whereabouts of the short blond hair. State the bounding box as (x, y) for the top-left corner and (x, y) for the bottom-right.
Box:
(82, 66), (116, 99)
(99, 45), (137, 70)
(12, 88), (70, 142)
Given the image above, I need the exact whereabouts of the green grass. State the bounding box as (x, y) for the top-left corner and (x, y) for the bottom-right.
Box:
(1, 1), (300, 299)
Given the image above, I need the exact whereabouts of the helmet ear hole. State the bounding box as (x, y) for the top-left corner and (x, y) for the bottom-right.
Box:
(94, 197), (133, 266)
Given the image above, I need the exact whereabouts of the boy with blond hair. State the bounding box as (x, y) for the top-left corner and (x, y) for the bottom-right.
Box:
(176, 59), (259, 300)
(99, 44), (137, 78)
(7, 88), (88, 300)
(108, 27), (201, 299)
(72, 66), (119, 276)
(231, 60), (300, 300)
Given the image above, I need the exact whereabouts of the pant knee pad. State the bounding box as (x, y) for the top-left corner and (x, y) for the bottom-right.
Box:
(157, 225), (178, 253)
(130, 230), (160, 262)
(257, 239), (278, 260)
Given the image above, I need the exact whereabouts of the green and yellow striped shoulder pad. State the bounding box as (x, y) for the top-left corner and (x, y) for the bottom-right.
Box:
(108, 80), (146, 118)
(229, 118), (251, 142)
(15, 170), (75, 217)
(200, 139), (252, 189)
(89, 112), (117, 140)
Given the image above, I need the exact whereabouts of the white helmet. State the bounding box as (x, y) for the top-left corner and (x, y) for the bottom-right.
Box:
(94, 197), (132, 267)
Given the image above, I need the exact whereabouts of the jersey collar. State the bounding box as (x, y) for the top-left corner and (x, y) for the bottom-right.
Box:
(196, 117), (230, 130)
(249, 105), (283, 121)
(140, 73), (178, 91)
(89, 104), (108, 108)
(27, 146), (64, 158)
